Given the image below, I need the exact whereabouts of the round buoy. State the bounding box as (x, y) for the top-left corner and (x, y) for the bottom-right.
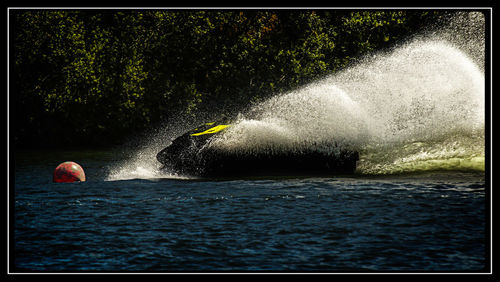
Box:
(53, 161), (86, 183)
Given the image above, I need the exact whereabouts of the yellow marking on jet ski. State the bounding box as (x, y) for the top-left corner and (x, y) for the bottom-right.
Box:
(191, 124), (230, 136)
(193, 122), (217, 131)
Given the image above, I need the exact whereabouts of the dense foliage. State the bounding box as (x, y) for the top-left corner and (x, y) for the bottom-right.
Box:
(12, 9), (444, 148)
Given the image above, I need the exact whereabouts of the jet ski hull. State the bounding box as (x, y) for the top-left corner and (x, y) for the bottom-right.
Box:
(156, 122), (359, 177)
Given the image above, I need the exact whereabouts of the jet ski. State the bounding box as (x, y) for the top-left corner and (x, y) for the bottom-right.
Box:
(156, 120), (359, 177)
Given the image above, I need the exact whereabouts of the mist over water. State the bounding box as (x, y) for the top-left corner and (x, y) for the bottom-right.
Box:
(107, 12), (486, 180)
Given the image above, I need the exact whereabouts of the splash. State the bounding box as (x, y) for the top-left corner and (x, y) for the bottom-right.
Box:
(105, 121), (196, 181)
(105, 146), (169, 181)
(210, 13), (485, 175)
(106, 11), (486, 179)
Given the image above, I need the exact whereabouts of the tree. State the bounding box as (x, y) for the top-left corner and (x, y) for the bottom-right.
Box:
(12, 9), (444, 148)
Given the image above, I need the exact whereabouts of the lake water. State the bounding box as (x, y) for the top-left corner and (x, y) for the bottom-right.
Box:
(12, 149), (489, 273)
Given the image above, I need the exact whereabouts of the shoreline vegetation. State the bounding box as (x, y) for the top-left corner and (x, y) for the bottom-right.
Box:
(12, 9), (451, 149)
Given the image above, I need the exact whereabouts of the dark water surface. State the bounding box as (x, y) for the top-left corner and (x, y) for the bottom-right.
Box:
(12, 150), (488, 272)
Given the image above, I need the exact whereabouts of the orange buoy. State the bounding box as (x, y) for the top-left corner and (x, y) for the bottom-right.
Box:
(53, 161), (86, 183)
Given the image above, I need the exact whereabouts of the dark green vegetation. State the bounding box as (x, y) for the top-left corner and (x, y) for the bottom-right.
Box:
(12, 9), (447, 148)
